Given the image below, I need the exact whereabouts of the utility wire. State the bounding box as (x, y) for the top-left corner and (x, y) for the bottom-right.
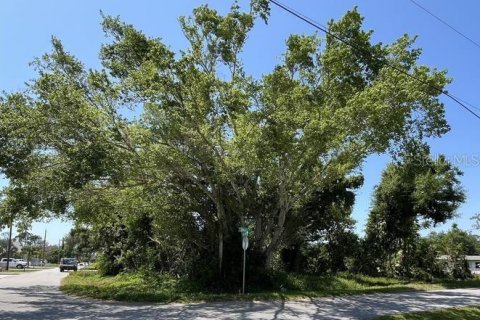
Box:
(269, 0), (480, 121)
(409, 0), (480, 50)
(448, 93), (480, 114)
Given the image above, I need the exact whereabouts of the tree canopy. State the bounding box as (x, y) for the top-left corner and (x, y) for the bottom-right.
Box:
(364, 143), (465, 276)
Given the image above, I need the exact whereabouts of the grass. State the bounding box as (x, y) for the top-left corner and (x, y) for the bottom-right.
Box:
(0, 264), (58, 275)
(374, 306), (480, 319)
(60, 271), (480, 303)
(0, 269), (42, 275)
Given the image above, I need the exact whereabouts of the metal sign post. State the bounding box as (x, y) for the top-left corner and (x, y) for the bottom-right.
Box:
(6, 220), (12, 271)
(239, 226), (249, 295)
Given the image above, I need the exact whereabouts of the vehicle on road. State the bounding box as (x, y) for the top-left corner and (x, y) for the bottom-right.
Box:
(0, 258), (28, 269)
(59, 258), (78, 272)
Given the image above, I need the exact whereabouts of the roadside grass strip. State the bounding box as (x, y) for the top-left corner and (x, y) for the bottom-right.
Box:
(61, 271), (480, 303)
(374, 305), (480, 320)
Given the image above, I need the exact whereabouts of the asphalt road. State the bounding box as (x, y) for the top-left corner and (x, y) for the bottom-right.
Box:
(1, 268), (480, 319)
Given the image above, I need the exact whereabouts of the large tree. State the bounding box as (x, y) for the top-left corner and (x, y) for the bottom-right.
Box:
(0, 3), (453, 280)
(364, 144), (465, 276)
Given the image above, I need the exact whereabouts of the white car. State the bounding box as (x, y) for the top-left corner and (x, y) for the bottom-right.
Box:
(0, 258), (28, 269)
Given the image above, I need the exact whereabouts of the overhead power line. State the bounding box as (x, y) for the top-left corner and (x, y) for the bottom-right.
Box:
(409, 0), (480, 51)
(268, 0), (480, 121)
(447, 93), (480, 114)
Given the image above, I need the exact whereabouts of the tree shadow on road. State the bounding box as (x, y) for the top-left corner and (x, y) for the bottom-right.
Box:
(0, 285), (275, 319)
(2, 286), (480, 319)
(307, 289), (480, 319)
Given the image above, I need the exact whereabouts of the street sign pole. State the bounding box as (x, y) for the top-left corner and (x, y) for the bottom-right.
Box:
(242, 247), (246, 294)
(6, 220), (12, 271)
(42, 229), (47, 266)
(239, 226), (249, 295)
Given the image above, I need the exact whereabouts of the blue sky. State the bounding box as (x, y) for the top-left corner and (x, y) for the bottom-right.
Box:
(1, 0), (479, 244)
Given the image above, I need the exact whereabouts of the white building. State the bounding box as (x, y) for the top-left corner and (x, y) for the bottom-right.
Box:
(438, 255), (480, 275)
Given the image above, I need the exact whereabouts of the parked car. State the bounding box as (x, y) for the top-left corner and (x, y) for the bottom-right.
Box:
(59, 258), (78, 272)
(0, 258), (28, 269)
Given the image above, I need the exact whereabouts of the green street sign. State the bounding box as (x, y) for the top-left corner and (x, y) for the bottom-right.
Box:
(239, 226), (249, 238)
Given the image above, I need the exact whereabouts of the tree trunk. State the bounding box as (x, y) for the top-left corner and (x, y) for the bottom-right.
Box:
(218, 228), (223, 273)
(265, 249), (274, 269)
(254, 212), (263, 243)
(264, 204), (289, 269)
(213, 191), (227, 274)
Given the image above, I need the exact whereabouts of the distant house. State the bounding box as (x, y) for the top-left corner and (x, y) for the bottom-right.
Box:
(438, 255), (480, 275)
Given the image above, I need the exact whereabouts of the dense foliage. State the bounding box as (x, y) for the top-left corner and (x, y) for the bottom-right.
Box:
(364, 144), (465, 278)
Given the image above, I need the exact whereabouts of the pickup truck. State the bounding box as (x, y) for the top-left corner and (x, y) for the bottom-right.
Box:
(59, 258), (78, 272)
(0, 258), (28, 269)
